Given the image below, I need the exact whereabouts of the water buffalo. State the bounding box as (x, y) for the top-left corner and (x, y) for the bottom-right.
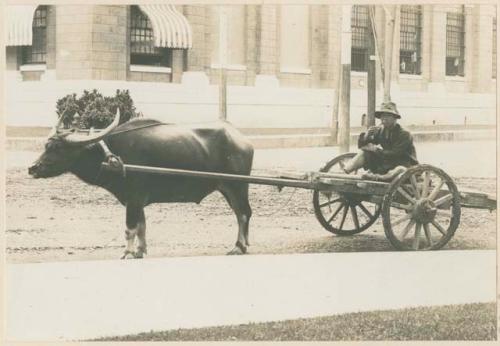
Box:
(29, 110), (254, 258)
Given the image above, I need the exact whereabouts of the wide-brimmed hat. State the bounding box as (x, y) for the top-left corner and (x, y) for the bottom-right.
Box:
(375, 102), (401, 119)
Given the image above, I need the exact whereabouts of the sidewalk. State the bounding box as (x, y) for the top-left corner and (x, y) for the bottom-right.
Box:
(11, 139), (496, 178)
(6, 124), (496, 151)
(252, 139), (496, 178)
(6, 250), (496, 341)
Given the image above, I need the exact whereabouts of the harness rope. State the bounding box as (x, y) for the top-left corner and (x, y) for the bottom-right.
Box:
(106, 122), (167, 137)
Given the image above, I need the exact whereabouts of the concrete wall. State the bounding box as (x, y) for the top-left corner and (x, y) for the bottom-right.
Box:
(4, 76), (495, 128)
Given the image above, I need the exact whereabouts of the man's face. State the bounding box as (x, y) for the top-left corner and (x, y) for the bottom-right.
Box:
(380, 113), (397, 129)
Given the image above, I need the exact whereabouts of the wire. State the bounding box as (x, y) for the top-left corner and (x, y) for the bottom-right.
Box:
(259, 187), (298, 217)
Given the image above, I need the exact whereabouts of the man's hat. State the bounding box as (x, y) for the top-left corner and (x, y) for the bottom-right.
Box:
(375, 101), (401, 119)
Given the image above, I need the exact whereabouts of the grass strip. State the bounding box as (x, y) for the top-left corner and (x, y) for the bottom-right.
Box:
(97, 302), (496, 341)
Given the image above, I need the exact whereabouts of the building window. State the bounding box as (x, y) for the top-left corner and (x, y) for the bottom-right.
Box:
(280, 5), (310, 72)
(351, 5), (369, 72)
(130, 6), (171, 67)
(446, 7), (465, 77)
(399, 5), (422, 75)
(493, 17), (497, 79)
(22, 6), (47, 64)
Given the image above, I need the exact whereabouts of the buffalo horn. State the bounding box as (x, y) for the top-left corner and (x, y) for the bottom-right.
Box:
(48, 108), (70, 138)
(62, 108), (121, 145)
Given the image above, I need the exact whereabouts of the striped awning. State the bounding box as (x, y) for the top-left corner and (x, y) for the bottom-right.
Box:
(5, 5), (38, 46)
(139, 5), (192, 49)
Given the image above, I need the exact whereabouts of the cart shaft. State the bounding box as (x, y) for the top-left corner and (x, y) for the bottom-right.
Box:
(101, 162), (496, 210)
(102, 162), (316, 190)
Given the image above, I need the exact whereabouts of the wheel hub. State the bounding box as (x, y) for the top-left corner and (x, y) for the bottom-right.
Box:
(412, 198), (437, 223)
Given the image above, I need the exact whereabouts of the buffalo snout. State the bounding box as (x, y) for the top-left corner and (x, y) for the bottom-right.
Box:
(28, 162), (42, 178)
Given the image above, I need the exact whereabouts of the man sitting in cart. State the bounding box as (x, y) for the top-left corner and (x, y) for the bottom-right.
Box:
(341, 101), (419, 181)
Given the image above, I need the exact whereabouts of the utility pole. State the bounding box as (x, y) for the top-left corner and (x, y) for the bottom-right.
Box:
(338, 5), (352, 153)
(330, 58), (342, 143)
(218, 6), (228, 120)
(366, 6), (377, 127)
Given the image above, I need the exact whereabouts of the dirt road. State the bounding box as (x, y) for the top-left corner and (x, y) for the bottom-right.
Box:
(6, 166), (496, 264)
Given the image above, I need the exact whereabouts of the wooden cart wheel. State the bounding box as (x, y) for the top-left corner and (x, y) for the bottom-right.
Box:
(382, 164), (461, 251)
(313, 152), (381, 236)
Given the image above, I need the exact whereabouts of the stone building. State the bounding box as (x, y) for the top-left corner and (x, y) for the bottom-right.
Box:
(4, 4), (497, 132)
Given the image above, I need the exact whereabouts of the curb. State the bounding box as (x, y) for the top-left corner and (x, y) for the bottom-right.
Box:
(6, 129), (495, 151)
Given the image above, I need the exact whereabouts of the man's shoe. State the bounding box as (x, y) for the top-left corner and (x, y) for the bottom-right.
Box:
(338, 160), (349, 174)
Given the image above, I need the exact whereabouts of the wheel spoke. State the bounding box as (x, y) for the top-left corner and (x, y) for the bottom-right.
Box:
(400, 219), (416, 239)
(431, 219), (447, 236)
(350, 205), (360, 230)
(403, 183), (416, 197)
(327, 202), (345, 224)
(423, 223), (433, 247)
(338, 204), (349, 230)
(436, 209), (452, 218)
(392, 212), (413, 227)
(413, 223), (422, 250)
(397, 187), (417, 204)
(391, 202), (413, 211)
(421, 171), (430, 197)
(410, 175), (421, 199)
(319, 198), (341, 208)
(428, 178), (445, 201)
(358, 202), (374, 219)
(434, 194), (453, 207)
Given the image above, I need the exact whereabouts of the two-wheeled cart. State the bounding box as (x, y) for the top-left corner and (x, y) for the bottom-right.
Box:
(102, 152), (496, 251)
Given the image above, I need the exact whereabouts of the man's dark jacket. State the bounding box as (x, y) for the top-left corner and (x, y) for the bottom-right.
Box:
(358, 123), (418, 174)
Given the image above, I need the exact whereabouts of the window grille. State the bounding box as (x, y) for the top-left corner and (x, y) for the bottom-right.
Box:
(399, 5), (422, 75)
(493, 17), (497, 79)
(446, 7), (465, 76)
(351, 5), (369, 72)
(22, 6), (47, 64)
(130, 6), (171, 67)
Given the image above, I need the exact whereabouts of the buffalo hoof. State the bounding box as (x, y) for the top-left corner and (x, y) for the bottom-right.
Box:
(227, 246), (246, 255)
(120, 250), (140, 260)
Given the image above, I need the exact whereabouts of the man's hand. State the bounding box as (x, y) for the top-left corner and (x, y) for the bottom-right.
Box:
(362, 143), (382, 152)
(367, 126), (379, 137)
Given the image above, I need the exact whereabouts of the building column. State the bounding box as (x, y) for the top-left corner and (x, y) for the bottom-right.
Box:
(255, 5), (279, 87)
(470, 5), (494, 93)
(310, 5), (324, 88)
(324, 5), (342, 89)
(392, 7), (401, 83)
(90, 5), (127, 80)
(171, 50), (184, 83)
(245, 5), (258, 86)
(55, 5), (93, 79)
(55, 5), (127, 80)
(420, 5), (433, 84)
(184, 5), (209, 72)
(387, 6), (401, 96)
(374, 6), (386, 92)
(181, 5), (211, 86)
(45, 6), (57, 71)
(463, 5), (474, 92)
(427, 5), (446, 93)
